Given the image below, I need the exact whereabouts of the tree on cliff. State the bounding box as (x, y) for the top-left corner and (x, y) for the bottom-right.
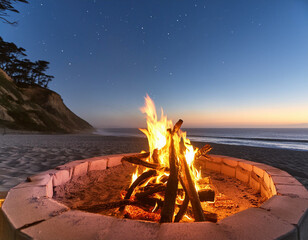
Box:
(0, 0), (28, 24)
(0, 36), (54, 88)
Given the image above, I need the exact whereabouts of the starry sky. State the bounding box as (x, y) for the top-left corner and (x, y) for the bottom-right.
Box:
(1, 0), (308, 128)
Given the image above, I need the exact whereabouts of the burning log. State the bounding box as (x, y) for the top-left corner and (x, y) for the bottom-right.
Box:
(124, 205), (161, 222)
(152, 149), (159, 164)
(172, 119), (183, 134)
(179, 156), (206, 222)
(119, 170), (157, 212)
(124, 169), (158, 200)
(174, 193), (189, 222)
(160, 130), (179, 223)
(135, 184), (166, 199)
(120, 112), (213, 223)
(198, 189), (215, 202)
(195, 144), (212, 160)
(121, 154), (161, 170)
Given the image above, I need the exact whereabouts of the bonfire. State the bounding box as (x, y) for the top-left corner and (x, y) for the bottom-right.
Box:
(118, 95), (214, 223)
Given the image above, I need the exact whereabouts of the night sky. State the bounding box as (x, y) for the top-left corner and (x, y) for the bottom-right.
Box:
(1, 0), (308, 128)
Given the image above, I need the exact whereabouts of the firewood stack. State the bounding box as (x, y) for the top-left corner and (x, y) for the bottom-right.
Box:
(119, 119), (216, 223)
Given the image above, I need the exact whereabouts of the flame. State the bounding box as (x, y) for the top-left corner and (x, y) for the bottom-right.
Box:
(130, 94), (203, 217)
(131, 171), (138, 185)
(152, 202), (158, 212)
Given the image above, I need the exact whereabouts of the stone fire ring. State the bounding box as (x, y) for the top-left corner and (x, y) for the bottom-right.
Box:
(1, 154), (308, 240)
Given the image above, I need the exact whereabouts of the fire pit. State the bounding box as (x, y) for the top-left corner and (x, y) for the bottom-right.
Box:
(1, 154), (308, 239)
(1, 96), (308, 239)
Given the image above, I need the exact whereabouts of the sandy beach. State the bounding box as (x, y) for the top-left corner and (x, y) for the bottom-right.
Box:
(0, 134), (307, 191)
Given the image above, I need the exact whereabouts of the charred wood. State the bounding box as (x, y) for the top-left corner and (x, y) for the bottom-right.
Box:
(198, 189), (215, 202)
(174, 193), (189, 222)
(121, 155), (161, 170)
(195, 144), (212, 160)
(179, 156), (206, 222)
(160, 133), (179, 223)
(135, 184), (166, 199)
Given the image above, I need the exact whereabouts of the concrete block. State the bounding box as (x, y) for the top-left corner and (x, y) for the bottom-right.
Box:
(268, 177), (277, 196)
(88, 158), (108, 171)
(238, 160), (253, 171)
(260, 182), (272, 199)
(207, 155), (223, 163)
(271, 176), (302, 186)
(100, 218), (159, 240)
(221, 164), (236, 177)
(13, 173), (53, 198)
(58, 160), (89, 177)
(249, 172), (261, 192)
(2, 187), (68, 229)
(222, 157), (239, 167)
(254, 163), (291, 177)
(263, 171), (271, 189)
(276, 184), (308, 199)
(205, 161), (221, 173)
(72, 161), (88, 177)
(261, 195), (308, 240)
(219, 207), (297, 240)
(252, 165), (265, 179)
(52, 169), (71, 186)
(107, 154), (126, 168)
(22, 210), (116, 240)
(236, 166), (250, 183)
(261, 195), (308, 224)
(158, 222), (229, 240)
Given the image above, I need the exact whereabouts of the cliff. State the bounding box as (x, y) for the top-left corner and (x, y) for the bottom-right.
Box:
(0, 68), (94, 133)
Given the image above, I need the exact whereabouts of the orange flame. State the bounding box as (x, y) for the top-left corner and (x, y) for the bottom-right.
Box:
(129, 94), (203, 220)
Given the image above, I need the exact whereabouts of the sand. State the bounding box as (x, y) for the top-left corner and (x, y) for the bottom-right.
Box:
(53, 162), (264, 222)
(0, 133), (307, 191)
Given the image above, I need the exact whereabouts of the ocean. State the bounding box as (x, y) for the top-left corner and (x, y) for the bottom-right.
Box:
(95, 128), (308, 151)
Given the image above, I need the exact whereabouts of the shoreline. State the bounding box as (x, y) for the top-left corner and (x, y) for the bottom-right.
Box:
(0, 134), (307, 191)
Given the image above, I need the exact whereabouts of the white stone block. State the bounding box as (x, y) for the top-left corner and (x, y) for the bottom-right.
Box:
(13, 173), (53, 198)
(221, 164), (236, 177)
(261, 195), (308, 240)
(158, 222), (229, 240)
(100, 218), (159, 240)
(276, 184), (308, 199)
(207, 155), (223, 163)
(22, 210), (116, 240)
(222, 157), (239, 167)
(238, 160), (253, 171)
(219, 208), (297, 240)
(52, 169), (71, 186)
(263, 171), (272, 190)
(205, 161), (221, 173)
(252, 165), (265, 179)
(249, 172), (261, 192)
(260, 182), (272, 199)
(271, 176), (302, 186)
(88, 158), (107, 171)
(236, 166), (250, 183)
(72, 161), (88, 177)
(2, 187), (68, 229)
(107, 154), (126, 168)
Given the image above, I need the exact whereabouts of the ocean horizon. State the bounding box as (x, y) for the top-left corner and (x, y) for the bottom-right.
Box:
(95, 128), (308, 151)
